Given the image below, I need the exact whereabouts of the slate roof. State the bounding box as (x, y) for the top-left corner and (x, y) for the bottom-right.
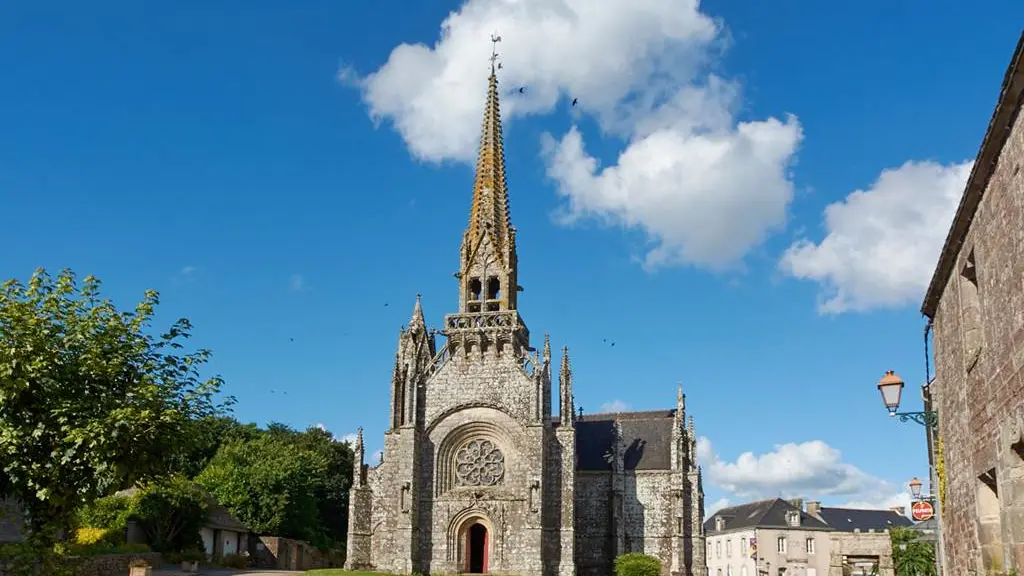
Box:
(568, 410), (677, 471)
(816, 507), (913, 533)
(703, 499), (832, 534)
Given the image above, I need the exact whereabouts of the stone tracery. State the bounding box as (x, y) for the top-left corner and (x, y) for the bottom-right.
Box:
(455, 439), (505, 486)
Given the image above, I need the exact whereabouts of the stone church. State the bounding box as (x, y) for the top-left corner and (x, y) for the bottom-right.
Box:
(344, 65), (708, 576)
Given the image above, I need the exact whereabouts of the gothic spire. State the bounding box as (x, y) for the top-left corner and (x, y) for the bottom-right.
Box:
(676, 382), (686, 422)
(559, 346), (574, 424)
(543, 333), (552, 364)
(458, 37), (520, 314)
(466, 49), (512, 258)
(409, 293), (426, 332)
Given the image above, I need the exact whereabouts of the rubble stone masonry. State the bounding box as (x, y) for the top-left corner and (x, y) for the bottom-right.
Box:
(924, 32), (1024, 576)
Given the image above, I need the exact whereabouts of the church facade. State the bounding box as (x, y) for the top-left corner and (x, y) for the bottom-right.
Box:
(344, 67), (707, 576)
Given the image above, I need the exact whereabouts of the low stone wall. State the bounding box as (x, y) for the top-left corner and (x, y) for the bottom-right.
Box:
(251, 535), (341, 570)
(67, 552), (163, 576)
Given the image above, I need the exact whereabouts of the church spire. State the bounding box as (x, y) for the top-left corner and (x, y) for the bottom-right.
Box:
(458, 35), (519, 314)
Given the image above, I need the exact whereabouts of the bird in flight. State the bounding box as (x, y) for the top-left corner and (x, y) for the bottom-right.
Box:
(572, 98), (578, 106)
(518, 87), (526, 94)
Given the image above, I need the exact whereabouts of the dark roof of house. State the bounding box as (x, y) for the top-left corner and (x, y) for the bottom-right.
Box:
(703, 499), (831, 533)
(816, 507), (913, 533)
(569, 410), (677, 471)
(922, 31), (1024, 317)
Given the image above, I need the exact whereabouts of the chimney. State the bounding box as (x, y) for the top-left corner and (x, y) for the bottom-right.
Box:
(788, 498), (804, 511)
(806, 501), (822, 517)
(889, 506), (906, 516)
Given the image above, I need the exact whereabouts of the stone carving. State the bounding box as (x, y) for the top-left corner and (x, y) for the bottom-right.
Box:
(455, 439), (505, 486)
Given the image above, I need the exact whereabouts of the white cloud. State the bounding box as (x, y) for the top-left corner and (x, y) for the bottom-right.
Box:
(698, 437), (904, 509)
(599, 400), (631, 413)
(348, 0), (803, 269)
(339, 432), (359, 445)
(372, 449), (384, 465)
(290, 274), (307, 292)
(841, 491), (912, 516)
(780, 160), (973, 314)
(172, 265), (198, 284)
(706, 497), (730, 516)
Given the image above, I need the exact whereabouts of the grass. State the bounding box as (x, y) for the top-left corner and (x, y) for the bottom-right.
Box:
(303, 565), (385, 569)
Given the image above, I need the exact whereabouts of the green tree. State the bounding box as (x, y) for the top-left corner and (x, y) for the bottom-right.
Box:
(294, 425), (354, 545)
(196, 432), (328, 542)
(0, 268), (231, 548)
(132, 475), (209, 553)
(890, 526), (936, 576)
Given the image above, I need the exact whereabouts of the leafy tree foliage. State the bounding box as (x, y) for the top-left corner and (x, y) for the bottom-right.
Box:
(196, 432), (326, 542)
(0, 268), (231, 546)
(195, 422), (353, 548)
(890, 526), (936, 576)
(131, 475), (208, 553)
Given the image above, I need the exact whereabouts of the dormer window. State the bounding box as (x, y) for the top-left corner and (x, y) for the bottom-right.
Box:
(714, 516), (726, 531)
(785, 510), (801, 527)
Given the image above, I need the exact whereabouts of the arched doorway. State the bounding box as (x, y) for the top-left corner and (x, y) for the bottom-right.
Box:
(466, 523), (488, 573)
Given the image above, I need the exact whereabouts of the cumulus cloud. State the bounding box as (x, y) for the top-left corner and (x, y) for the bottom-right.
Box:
(599, 400), (631, 413)
(698, 437), (904, 511)
(347, 0), (803, 269)
(339, 431), (359, 445)
(781, 160), (973, 314)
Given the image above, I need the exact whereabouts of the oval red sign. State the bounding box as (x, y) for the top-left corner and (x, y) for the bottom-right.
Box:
(911, 500), (934, 522)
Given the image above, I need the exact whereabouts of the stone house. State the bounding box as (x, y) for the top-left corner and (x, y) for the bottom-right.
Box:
(704, 499), (910, 576)
(920, 30), (1024, 576)
(704, 499), (832, 576)
(815, 505), (910, 576)
(344, 63), (707, 576)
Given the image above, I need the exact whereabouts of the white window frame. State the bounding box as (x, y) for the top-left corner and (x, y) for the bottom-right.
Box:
(777, 536), (787, 553)
(806, 537), (815, 554)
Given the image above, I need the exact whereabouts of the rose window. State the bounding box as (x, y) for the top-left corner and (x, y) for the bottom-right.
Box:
(454, 439), (505, 486)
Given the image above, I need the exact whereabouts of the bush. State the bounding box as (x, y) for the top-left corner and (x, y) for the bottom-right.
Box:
(73, 527), (113, 546)
(220, 553), (248, 568)
(75, 495), (136, 533)
(614, 553), (661, 576)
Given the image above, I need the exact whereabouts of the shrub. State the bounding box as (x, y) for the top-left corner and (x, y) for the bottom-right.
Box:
(614, 553), (661, 576)
(220, 553), (248, 568)
(75, 495), (136, 533)
(73, 527), (112, 546)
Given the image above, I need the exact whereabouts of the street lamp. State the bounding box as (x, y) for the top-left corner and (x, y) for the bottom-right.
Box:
(876, 370), (939, 428)
(908, 477), (923, 499)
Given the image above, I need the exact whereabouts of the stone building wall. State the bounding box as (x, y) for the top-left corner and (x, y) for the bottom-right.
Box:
(926, 33), (1024, 576)
(0, 498), (23, 543)
(826, 532), (894, 576)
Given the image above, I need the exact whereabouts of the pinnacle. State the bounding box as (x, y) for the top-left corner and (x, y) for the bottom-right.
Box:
(409, 293), (426, 329)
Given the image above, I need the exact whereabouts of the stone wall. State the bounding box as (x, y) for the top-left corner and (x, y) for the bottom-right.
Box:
(928, 37), (1024, 576)
(826, 532), (893, 576)
(66, 553), (163, 576)
(576, 473), (612, 576)
(252, 535), (336, 571)
(0, 498), (23, 543)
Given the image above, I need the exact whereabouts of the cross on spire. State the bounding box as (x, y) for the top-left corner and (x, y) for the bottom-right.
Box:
(490, 33), (502, 74)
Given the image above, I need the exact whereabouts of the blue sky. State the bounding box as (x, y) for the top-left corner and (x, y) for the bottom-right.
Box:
(2, 1), (1020, 513)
